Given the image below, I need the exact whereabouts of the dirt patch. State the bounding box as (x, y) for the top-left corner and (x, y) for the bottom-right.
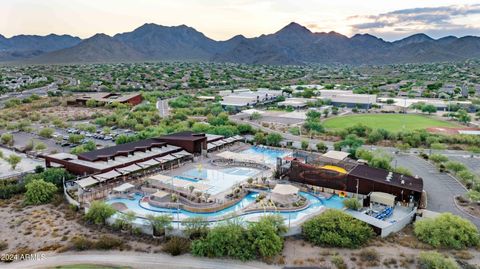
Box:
(426, 126), (480, 135)
(280, 227), (480, 269)
(0, 195), (164, 263)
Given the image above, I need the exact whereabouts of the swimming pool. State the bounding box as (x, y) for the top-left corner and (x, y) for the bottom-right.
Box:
(174, 167), (261, 195)
(106, 192), (344, 225)
(240, 146), (291, 164)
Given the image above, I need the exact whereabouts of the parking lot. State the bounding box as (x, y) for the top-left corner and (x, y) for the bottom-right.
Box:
(393, 154), (480, 228)
(443, 153), (480, 176)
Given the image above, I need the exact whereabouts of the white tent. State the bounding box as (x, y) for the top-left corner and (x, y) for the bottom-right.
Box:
(116, 164), (143, 174)
(112, 183), (135, 193)
(76, 177), (99, 189)
(272, 184), (299, 196)
(95, 170), (122, 182)
(137, 159), (160, 168)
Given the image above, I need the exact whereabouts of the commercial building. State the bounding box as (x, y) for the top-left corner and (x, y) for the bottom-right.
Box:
(220, 89), (283, 109)
(282, 152), (423, 203)
(378, 97), (473, 111)
(318, 90), (377, 109)
(277, 98), (313, 109)
(45, 132), (243, 176)
(69, 92), (143, 106)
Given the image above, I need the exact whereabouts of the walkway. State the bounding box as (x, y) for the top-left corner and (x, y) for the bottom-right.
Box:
(5, 251), (278, 269)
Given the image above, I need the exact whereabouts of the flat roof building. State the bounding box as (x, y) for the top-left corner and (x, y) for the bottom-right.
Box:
(70, 92), (143, 106)
(220, 89), (282, 108)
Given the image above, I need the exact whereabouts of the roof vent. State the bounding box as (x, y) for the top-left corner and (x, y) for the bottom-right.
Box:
(386, 172), (392, 182)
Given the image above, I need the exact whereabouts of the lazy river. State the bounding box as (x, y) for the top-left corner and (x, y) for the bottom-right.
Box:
(106, 191), (345, 224)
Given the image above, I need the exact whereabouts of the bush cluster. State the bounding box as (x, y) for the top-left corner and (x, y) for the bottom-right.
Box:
(302, 209), (374, 248)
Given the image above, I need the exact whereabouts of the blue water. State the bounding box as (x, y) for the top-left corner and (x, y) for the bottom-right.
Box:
(240, 146), (291, 164)
(106, 192), (344, 223)
(175, 167), (261, 195)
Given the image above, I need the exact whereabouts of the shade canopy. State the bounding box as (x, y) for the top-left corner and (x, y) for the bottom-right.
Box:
(76, 176), (99, 189)
(113, 183), (135, 192)
(272, 184), (299, 196)
(370, 192), (396, 207)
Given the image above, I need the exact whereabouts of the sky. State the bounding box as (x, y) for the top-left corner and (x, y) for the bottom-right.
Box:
(1, 0), (480, 41)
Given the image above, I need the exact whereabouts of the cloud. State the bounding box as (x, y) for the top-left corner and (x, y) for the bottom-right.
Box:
(350, 4), (480, 35)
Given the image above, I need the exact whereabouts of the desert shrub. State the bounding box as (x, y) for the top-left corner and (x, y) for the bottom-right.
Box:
(191, 215), (285, 261)
(414, 213), (479, 249)
(162, 236), (191, 256)
(94, 235), (124, 250)
(0, 179), (25, 199)
(24, 179), (57, 205)
(343, 198), (361, 210)
(191, 221), (254, 261)
(418, 251), (459, 269)
(302, 209), (374, 248)
(429, 154), (448, 163)
(84, 201), (116, 225)
(182, 216), (209, 239)
(71, 236), (94, 250)
(0, 241), (8, 251)
(359, 248), (380, 266)
(247, 216), (284, 259)
(331, 255), (347, 269)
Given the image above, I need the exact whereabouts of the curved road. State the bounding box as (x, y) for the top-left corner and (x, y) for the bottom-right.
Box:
(5, 251), (278, 269)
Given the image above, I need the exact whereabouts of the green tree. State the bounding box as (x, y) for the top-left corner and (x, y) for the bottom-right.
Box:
(334, 134), (363, 156)
(191, 221), (254, 261)
(343, 198), (361, 211)
(414, 213), (479, 249)
(247, 217), (284, 259)
(301, 140), (309, 150)
(85, 201), (116, 225)
(6, 154), (21, 170)
(429, 154), (448, 164)
(254, 132), (265, 145)
(265, 133), (282, 146)
(445, 161), (467, 175)
(316, 142), (328, 153)
(24, 179), (57, 205)
(147, 214), (172, 236)
(182, 217), (209, 239)
(302, 209), (374, 248)
(421, 104), (437, 114)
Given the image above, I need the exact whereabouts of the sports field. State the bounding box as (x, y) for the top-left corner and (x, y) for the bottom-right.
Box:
(323, 114), (461, 132)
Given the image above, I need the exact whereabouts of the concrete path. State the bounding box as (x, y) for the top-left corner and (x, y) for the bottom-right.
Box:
(5, 251), (278, 269)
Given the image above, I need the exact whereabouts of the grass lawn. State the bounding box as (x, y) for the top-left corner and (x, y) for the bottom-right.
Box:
(323, 114), (461, 132)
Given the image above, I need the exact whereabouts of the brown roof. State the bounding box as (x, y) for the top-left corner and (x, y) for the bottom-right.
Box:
(158, 131), (207, 142)
(78, 138), (166, 162)
(348, 165), (423, 193)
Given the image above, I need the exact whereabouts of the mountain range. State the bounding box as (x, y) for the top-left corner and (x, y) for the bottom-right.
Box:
(1, 22), (480, 65)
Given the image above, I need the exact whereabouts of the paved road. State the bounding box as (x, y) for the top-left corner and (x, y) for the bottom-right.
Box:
(157, 99), (171, 117)
(394, 154), (480, 227)
(5, 251), (278, 269)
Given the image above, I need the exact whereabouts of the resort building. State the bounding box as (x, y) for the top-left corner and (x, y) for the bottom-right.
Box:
(45, 132), (243, 176)
(278, 150), (424, 236)
(69, 92), (143, 106)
